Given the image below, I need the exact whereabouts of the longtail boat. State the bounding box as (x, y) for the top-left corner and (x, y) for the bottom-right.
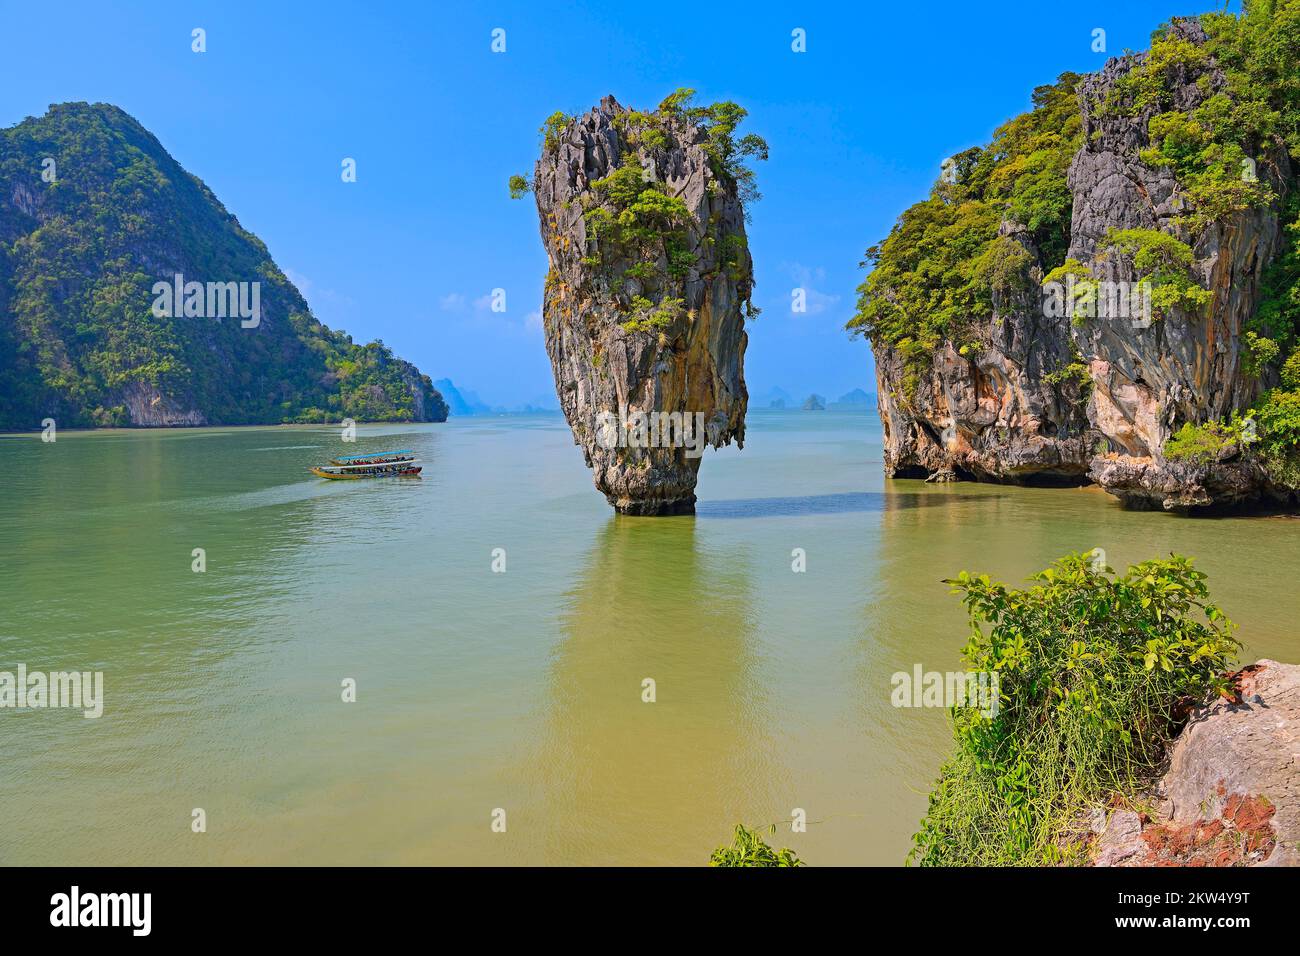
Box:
(311, 449), (422, 480)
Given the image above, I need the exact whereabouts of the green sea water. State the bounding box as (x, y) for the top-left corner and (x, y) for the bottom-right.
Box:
(1, 409), (1297, 865)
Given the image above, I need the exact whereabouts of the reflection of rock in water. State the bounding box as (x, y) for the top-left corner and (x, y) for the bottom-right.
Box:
(523, 516), (771, 865)
(854, 484), (1022, 863)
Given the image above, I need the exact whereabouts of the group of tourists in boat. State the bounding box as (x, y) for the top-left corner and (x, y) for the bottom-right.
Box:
(310, 449), (423, 480)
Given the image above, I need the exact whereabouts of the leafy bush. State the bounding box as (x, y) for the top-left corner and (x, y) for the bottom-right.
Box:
(1163, 420), (1238, 463)
(1042, 361), (1091, 393)
(1101, 228), (1212, 317)
(1041, 258), (1101, 326)
(1282, 345), (1300, 390)
(912, 552), (1238, 866)
(1255, 387), (1300, 448)
(621, 296), (684, 334)
(1251, 196), (1300, 359)
(580, 123), (708, 278)
(1254, 388), (1300, 485)
(540, 111), (572, 151)
(658, 88), (769, 205)
(710, 824), (804, 867)
(1243, 330), (1281, 378)
(972, 236), (1035, 300)
(508, 174), (531, 199)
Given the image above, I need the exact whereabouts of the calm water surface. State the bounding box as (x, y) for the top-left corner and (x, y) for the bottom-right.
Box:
(1, 410), (1297, 865)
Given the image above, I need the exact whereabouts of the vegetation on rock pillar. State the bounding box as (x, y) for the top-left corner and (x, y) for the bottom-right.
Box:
(512, 88), (767, 328)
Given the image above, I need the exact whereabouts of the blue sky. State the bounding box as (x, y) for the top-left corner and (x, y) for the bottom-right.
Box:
(0, 0), (1216, 407)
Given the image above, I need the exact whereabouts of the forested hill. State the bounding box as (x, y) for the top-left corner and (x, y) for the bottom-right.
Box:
(0, 102), (447, 429)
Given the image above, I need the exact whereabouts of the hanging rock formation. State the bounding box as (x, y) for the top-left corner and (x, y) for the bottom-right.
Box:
(527, 94), (758, 515)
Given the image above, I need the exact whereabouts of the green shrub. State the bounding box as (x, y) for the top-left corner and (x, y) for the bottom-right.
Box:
(1043, 361), (1091, 393)
(1282, 346), (1300, 390)
(540, 111), (572, 151)
(507, 174), (531, 199)
(1163, 419), (1238, 463)
(621, 296), (683, 334)
(1255, 388), (1300, 485)
(1255, 387), (1300, 449)
(912, 552), (1238, 866)
(1101, 228), (1212, 317)
(1243, 330), (1281, 378)
(972, 236), (1034, 300)
(710, 824), (804, 867)
(1041, 258), (1101, 326)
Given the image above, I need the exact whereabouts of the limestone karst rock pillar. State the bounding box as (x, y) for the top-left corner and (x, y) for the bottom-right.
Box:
(527, 94), (758, 515)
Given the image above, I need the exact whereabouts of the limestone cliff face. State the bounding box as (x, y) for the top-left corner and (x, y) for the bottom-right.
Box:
(874, 219), (1096, 485)
(530, 95), (752, 515)
(1073, 21), (1291, 508)
(869, 20), (1295, 508)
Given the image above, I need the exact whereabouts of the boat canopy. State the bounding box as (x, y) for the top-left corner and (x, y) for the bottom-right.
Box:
(329, 459), (421, 471)
(332, 450), (414, 462)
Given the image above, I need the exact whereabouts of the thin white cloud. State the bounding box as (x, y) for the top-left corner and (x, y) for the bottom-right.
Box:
(284, 268), (313, 298)
(285, 268), (354, 309)
(782, 262), (841, 316)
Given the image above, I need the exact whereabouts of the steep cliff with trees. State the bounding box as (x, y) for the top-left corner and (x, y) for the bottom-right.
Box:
(0, 103), (446, 429)
(851, 3), (1300, 510)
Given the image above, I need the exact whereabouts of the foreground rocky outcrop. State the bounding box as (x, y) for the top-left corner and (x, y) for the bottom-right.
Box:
(862, 14), (1299, 510)
(526, 94), (758, 515)
(1093, 660), (1300, 866)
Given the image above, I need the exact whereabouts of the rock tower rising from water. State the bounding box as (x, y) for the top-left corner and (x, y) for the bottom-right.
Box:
(523, 92), (763, 515)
